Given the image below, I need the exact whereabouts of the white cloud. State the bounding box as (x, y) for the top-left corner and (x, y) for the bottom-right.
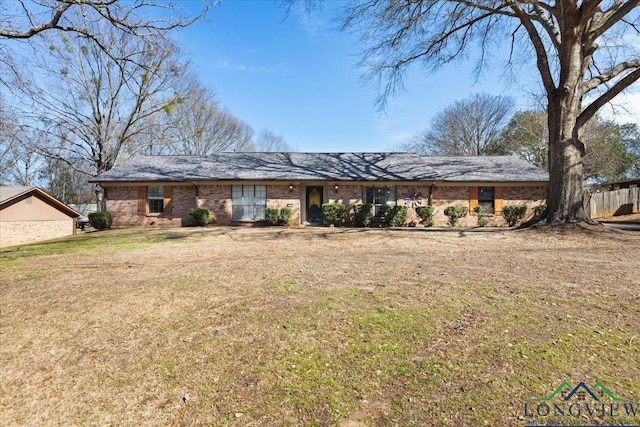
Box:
(597, 86), (640, 125)
(212, 60), (296, 73)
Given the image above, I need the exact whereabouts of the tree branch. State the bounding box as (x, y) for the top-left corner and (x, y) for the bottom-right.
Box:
(582, 58), (640, 93)
(578, 66), (640, 127)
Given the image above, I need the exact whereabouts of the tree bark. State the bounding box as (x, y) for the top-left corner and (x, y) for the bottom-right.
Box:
(546, 109), (587, 223)
(545, 15), (590, 224)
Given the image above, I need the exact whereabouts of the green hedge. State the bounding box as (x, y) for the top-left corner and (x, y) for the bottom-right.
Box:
(382, 205), (408, 227)
(265, 207), (280, 226)
(189, 207), (209, 226)
(415, 205), (435, 227)
(88, 211), (112, 230)
(443, 205), (469, 227)
(280, 207), (292, 226)
(353, 203), (374, 227)
(322, 203), (347, 226)
(502, 205), (527, 227)
(533, 204), (547, 217)
(473, 206), (488, 227)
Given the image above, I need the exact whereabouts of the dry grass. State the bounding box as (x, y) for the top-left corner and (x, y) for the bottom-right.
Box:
(1, 226), (639, 426)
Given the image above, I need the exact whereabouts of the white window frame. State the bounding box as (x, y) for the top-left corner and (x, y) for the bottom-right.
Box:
(232, 185), (266, 220)
(363, 185), (397, 218)
(147, 185), (164, 214)
(478, 186), (495, 214)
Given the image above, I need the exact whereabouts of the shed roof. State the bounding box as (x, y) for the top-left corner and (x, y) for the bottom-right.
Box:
(92, 152), (549, 183)
(0, 186), (81, 217)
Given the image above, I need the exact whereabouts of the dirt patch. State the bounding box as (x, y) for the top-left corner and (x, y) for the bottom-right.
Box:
(1, 226), (639, 426)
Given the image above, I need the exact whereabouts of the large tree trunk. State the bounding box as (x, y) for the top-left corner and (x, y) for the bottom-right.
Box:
(544, 25), (590, 224)
(546, 115), (587, 223)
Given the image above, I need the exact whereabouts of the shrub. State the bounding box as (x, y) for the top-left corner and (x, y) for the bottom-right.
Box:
(88, 211), (112, 230)
(279, 207), (292, 226)
(474, 205), (488, 227)
(189, 207), (209, 226)
(353, 203), (374, 227)
(502, 205), (528, 227)
(322, 203), (347, 226)
(533, 204), (547, 217)
(443, 205), (469, 227)
(265, 207), (280, 226)
(415, 205), (435, 227)
(383, 205), (408, 227)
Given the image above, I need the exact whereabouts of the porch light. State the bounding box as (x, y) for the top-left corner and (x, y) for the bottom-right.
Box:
(289, 184), (294, 192)
(334, 184), (339, 193)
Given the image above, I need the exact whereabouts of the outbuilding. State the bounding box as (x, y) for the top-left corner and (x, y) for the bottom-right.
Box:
(0, 186), (81, 248)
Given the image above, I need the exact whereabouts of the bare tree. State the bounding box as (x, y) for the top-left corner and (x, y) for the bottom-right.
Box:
(0, 0), (210, 40)
(342, 0), (640, 224)
(7, 20), (188, 207)
(401, 93), (514, 156)
(0, 101), (42, 185)
(161, 84), (255, 155)
(253, 129), (294, 152)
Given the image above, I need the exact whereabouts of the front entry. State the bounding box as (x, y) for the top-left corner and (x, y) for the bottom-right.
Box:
(306, 186), (324, 224)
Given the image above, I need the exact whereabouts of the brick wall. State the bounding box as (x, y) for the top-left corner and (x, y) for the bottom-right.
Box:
(196, 185), (232, 225)
(106, 186), (184, 227)
(326, 184), (363, 225)
(105, 183), (547, 228)
(267, 184), (301, 226)
(0, 219), (75, 248)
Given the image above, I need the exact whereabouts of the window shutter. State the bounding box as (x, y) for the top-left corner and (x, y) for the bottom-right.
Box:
(164, 185), (173, 216)
(469, 186), (478, 214)
(138, 186), (147, 215)
(495, 186), (503, 214)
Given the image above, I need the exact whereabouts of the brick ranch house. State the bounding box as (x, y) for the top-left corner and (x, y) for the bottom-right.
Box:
(91, 152), (548, 227)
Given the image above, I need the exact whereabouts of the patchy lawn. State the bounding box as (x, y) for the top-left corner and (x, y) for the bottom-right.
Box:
(1, 226), (639, 426)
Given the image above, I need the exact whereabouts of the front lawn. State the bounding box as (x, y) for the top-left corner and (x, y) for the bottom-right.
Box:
(1, 227), (639, 426)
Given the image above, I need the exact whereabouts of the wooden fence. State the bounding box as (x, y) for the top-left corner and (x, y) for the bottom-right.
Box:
(586, 187), (640, 219)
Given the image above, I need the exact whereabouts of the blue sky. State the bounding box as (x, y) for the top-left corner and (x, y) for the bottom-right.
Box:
(175, 1), (639, 153)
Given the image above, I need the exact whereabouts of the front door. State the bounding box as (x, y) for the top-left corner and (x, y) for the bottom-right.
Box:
(306, 186), (323, 224)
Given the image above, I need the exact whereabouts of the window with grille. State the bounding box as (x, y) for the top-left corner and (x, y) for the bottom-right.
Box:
(478, 187), (495, 214)
(232, 185), (266, 220)
(363, 186), (397, 218)
(147, 186), (164, 214)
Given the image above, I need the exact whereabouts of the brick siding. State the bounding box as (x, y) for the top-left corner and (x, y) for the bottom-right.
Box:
(0, 219), (75, 248)
(104, 183), (546, 228)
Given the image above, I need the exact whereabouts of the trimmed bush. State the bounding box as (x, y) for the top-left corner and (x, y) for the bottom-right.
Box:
(189, 207), (209, 226)
(353, 203), (374, 227)
(280, 207), (292, 226)
(415, 205), (435, 227)
(533, 204), (547, 217)
(265, 207), (280, 226)
(322, 203), (347, 226)
(443, 205), (469, 227)
(383, 205), (408, 227)
(502, 205), (528, 227)
(88, 211), (112, 230)
(474, 206), (488, 227)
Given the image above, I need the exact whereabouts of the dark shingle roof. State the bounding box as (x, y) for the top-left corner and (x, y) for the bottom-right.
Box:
(92, 153), (548, 183)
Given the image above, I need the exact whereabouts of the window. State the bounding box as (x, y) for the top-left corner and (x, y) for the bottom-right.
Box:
(364, 186), (396, 217)
(147, 185), (164, 214)
(232, 185), (266, 220)
(478, 186), (495, 214)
